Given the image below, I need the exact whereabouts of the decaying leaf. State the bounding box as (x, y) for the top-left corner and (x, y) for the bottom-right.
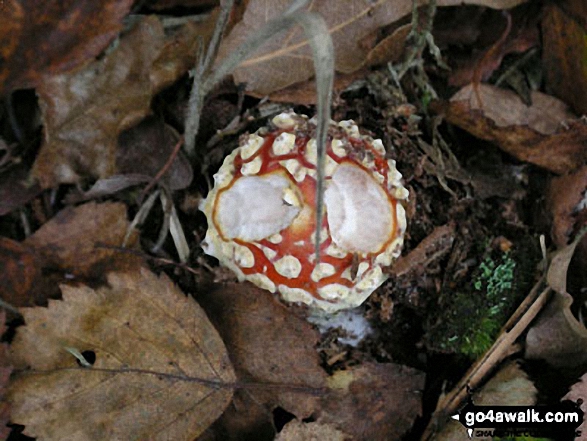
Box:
(319, 362), (425, 440)
(0, 0), (133, 94)
(197, 282), (327, 419)
(0, 311), (12, 440)
(435, 362), (536, 441)
(542, 3), (587, 116)
(525, 230), (587, 368)
(8, 270), (236, 441)
(31, 14), (215, 188)
(564, 373), (587, 441)
(548, 161), (587, 249)
(434, 83), (587, 174)
(24, 201), (143, 280)
(217, 0), (527, 97)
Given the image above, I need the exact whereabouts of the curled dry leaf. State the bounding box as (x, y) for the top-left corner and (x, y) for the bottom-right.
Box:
(320, 362), (425, 441)
(433, 83), (587, 174)
(32, 14), (215, 188)
(0, 0), (133, 94)
(0, 311), (12, 440)
(24, 201), (143, 280)
(548, 162), (587, 249)
(197, 282), (327, 419)
(525, 230), (587, 368)
(7, 270), (236, 441)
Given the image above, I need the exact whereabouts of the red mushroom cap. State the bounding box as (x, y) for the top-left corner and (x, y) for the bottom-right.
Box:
(200, 111), (408, 312)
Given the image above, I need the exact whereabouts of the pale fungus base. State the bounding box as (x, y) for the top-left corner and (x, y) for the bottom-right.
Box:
(200, 112), (408, 312)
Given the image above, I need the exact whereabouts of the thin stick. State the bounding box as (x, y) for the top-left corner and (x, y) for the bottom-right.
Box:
(422, 280), (551, 440)
(138, 135), (184, 204)
(184, 0), (235, 157)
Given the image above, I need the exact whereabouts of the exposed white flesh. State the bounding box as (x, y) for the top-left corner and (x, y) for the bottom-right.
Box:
(215, 174), (300, 242)
(324, 162), (394, 254)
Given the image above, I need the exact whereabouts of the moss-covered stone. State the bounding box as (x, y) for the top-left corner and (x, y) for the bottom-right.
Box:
(424, 235), (539, 358)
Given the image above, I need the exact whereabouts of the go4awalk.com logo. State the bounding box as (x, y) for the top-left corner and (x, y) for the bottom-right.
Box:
(451, 400), (584, 438)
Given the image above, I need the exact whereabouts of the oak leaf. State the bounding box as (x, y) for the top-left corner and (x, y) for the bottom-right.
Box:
(7, 270), (236, 441)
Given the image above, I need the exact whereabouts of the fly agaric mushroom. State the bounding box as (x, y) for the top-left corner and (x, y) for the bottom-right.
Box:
(200, 111), (408, 312)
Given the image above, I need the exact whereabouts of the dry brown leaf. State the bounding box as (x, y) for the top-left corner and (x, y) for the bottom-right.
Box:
(117, 116), (193, 191)
(0, 0), (133, 94)
(542, 3), (587, 116)
(197, 282), (327, 419)
(32, 14), (215, 188)
(7, 270), (235, 441)
(216, 0), (413, 95)
(365, 23), (411, 67)
(319, 362), (425, 440)
(0, 311), (12, 440)
(217, 0), (527, 97)
(24, 201), (143, 280)
(276, 420), (350, 441)
(525, 230), (587, 368)
(433, 84), (587, 174)
(548, 165), (587, 248)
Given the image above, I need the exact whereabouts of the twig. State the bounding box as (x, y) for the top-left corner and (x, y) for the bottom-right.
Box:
(138, 135), (184, 205)
(422, 277), (551, 440)
(184, 0), (236, 158)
